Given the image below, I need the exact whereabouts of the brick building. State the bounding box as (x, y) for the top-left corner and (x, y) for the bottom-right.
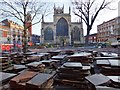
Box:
(0, 22), (9, 44)
(97, 17), (120, 44)
(0, 17), (32, 46)
(1, 19), (24, 45)
(88, 33), (97, 43)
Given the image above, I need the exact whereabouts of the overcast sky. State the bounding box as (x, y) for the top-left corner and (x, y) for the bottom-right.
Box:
(32, 0), (119, 36)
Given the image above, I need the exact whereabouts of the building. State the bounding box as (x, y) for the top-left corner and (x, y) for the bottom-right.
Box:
(31, 34), (40, 45)
(117, 17), (120, 40)
(25, 12), (32, 40)
(0, 22), (9, 44)
(97, 17), (120, 44)
(87, 33), (97, 43)
(41, 5), (84, 46)
(0, 16), (32, 45)
(1, 19), (23, 45)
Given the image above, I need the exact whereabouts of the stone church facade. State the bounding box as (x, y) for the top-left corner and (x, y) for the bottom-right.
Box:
(41, 5), (84, 46)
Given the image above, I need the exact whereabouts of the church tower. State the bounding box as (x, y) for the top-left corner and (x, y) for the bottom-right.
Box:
(26, 12), (32, 36)
(25, 12), (32, 43)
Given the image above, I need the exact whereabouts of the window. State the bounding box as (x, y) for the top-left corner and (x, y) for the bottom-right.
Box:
(71, 26), (80, 41)
(3, 30), (7, 37)
(56, 18), (68, 36)
(44, 27), (54, 41)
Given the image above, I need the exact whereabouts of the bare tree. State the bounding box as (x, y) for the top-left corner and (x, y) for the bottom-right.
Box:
(0, 0), (50, 53)
(72, 0), (113, 45)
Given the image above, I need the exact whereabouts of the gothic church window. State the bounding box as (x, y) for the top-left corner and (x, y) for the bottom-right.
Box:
(56, 18), (68, 36)
(44, 27), (54, 41)
(72, 26), (80, 41)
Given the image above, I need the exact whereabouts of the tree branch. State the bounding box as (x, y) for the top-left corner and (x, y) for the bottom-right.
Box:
(0, 9), (23, 23)
(90, 0), (112, 27)
(2, 0), (24, 22)
(74, 12), (87, 25)
(89, 0), (95, 8)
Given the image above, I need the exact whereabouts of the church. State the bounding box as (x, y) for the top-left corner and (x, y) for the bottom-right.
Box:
(41, 5), (84, 46)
